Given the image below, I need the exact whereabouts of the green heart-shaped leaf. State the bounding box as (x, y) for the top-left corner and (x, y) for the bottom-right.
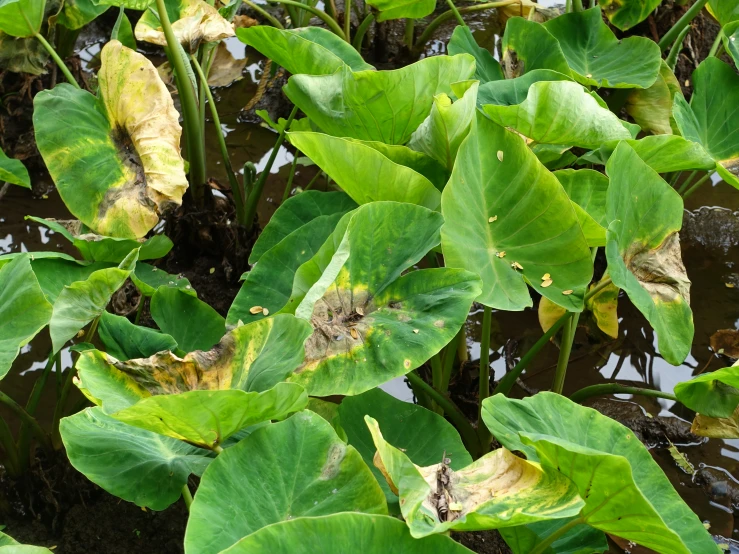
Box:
(441, 113), (593, 311)
(366, 0), (434, 21)
(675, 363), (739, 418)
(367, 416), (583, 538)
(605, 142), (693, 365)
(0, 0), (45, 37)
(98, 311), (178, 361)
(184, 410), (387, 554)
(150, 287), (225, 353)
(598, 0), (661, 30)
(288, 202), (481, 396)
(482, 393), (718, 554)
(501, 17), (571, 79)
(283, 54), (476, 144)
(57, 0), (109, 30)
(0, 146), (29, 188)
(448, 26), (503, 83)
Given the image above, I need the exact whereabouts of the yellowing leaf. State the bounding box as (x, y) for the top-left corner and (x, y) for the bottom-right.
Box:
(585, 274), (619, 339)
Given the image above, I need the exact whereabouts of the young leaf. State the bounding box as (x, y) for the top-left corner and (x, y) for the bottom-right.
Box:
(482, 81), (632, 149)
(184, 411), (387, 554)
(135, 0), (234, 51)
(477, 68), (572, 107)
(0, 0), (45, 37)
(111, 6), (136, 50)
(284, 54), (476, 144)
(0, 147), (30, 188)
(0, 256), (53, 379)
(501, 17), (571, 79)
(49, 249), (139, 353)
(288, 202), (480, 397)
(34, 41), (188, 239)
(57, 0), (109, 30)
(366, 416), (583, 538)
(236, 26), (373, 74)
(221, 513), (475, 554)
(447, 26), (503, 83)
(289, 132), (441, 209)
(150, 287), (225, 353)
(60, 407), (212, 510)
(98, 311), (178, 361)
(338, 388), (472, 510)
(674, 363), (739, 419)
(441, 113), (593, 312)
(499, 518), (608, 554)
(672, 57), (739, 189)
(605, 142), (693, 365)
(111, 383), (308, 448)
(542, 7), (661, 89)
(482, 393), (719, 554)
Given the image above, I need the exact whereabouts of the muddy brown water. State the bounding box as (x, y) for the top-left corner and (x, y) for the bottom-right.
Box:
(2, 9), (739, 554)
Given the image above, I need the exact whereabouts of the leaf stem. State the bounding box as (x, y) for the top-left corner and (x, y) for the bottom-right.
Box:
(657, 0), (708, 51)
(493, 311), (573, 396)
(530, 517), (585, 554)
(181, 484), (194, 510)
(682, 170), (714, 199)
(243, 0), (285, 28)
(353, 12), (374, 50)
(666, 24), (691, 70)
(406, 371), (481, 458)
(440, 328), (464, 392)
(571, 0), (584, 11)
(344, 0), (351, 43)
(243, 105), (299, 232)
(190, 54), (243, 219)
(282, 152), (300, 203)
(17, 352), (57, 470)
(570, 383), (678, 404)
(413, 1), (518, 53)
(0, 417), (20, 476)
(0, 391), (52, 453)
(477, 306), (493, 451)
(551, 311), (579, 395)
(267, 0), (347, 40)
(445, 0), (466, 26)
(708, 29), (724, 57)
(155, 0), (207, 206)
(34, 33), (79, 88)
(583, 277), (612, 302)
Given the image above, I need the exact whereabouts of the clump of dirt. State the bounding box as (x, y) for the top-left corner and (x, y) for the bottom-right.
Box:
(452, 530), (513, 554)
(0, 451), (188, 553)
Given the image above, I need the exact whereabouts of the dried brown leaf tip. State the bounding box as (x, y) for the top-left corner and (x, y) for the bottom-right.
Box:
(496, 251), (506, 258)
(488, 215), (498, 223)
(496, 151), (504, 162)
(562, 289), (573, 295)
(249, 306), (263, 314)
(511, 261), (523, 270)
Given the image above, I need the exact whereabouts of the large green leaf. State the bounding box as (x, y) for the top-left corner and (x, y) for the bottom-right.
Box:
(500, 518), (608, 554)
(184, 410), (387, 554)
(674, 363), (739, 419)
(283, 54), (476, 144)
(28, 258), (112, 303)
(477, 69), (572, 107)
(408, 81), (477, 172)
(26, 217), (173, 263)
(33, 41), (187, 239)
(482, 393), (719, 554)
(236, 26), (373, 74)
(708, 0), (739, 25)
(441, 113), (593, 311)
(135, 0), (233, 50)
(287, 202), (480, 396)
(447, 26), (503, 83)
(365, 0), (433, 21)
(222, 513), (474, 554)
(338, 387), (471, 510)
(77, 314), (311, 413)
(228, 212), (350, 326)
(0, 146), (29, 188)
(57, 0), (109, 29)
(482, 81), (631, 149)
(501, 17), (571, 79)
(553, 169), (608, 248)
(605, 142), (693, 365)
(249, 191), (356, 264)
(111, 383), (307, 448)
(542, 7), (661, 88)
(367, 416), (583, 538)
(672, 57), (739, 189)
(289, 132), (441, 209)
(60, 407), (212, 510)
(49, 249), (138, 353)
(0, 0), (45, 37)
(98, 311), (177, 361)
(150, 287), (225, 353)
(598, 0), (661, 30)
(0, 256), (53, 379)
(597, 135), (715, 173)
(0, 252), (75, 271)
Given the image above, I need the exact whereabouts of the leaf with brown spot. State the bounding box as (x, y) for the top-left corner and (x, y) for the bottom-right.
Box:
(691, 406), (739, 439)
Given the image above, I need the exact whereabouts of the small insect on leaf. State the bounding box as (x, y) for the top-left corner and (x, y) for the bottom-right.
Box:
(262, 307), (269, 316)
(496, 251), (506, 258)
(496, 151), (504, 162)
(249, 305), (263, 314)
(350, 328), (359, 340)
(488, 215), (498, 223)
(562, 289), (573, 295)
(541, 279), (553, 288)
(511, 261), (523, 270)
(541, 273), (550, 281)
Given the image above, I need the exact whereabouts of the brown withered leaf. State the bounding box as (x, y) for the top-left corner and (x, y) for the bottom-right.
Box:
(710, 329), (739, 359)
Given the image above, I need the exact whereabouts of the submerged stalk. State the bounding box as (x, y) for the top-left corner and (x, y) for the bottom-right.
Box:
(282, 152), (300, 203)
(477, 306), (493, 452)
(17, 352), (57, 469)
(0, 391), (52, 453)
(34, 33), (79, 88)
(242, 0), (285, 28)
(682, 170), (715, 199)
(570, 384), (678, 404)
(657, 0), (708, 51)
(551, 311), (579, 395)
(0, 418), (20, 476)
(243, 105), (299, 232)
(155, 0), (207, 206)
(181, 484), (194, 510)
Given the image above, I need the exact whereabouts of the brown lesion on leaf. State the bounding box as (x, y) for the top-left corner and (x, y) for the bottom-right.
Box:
(625, 231), (691, 304)
(429, 453), (461, 523)
(319, 442), (347, 480)
(501, 49), (522, 80)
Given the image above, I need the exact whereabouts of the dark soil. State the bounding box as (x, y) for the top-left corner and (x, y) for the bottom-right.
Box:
(0, 452), (188, 553)
(452, 530), (513, 554)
